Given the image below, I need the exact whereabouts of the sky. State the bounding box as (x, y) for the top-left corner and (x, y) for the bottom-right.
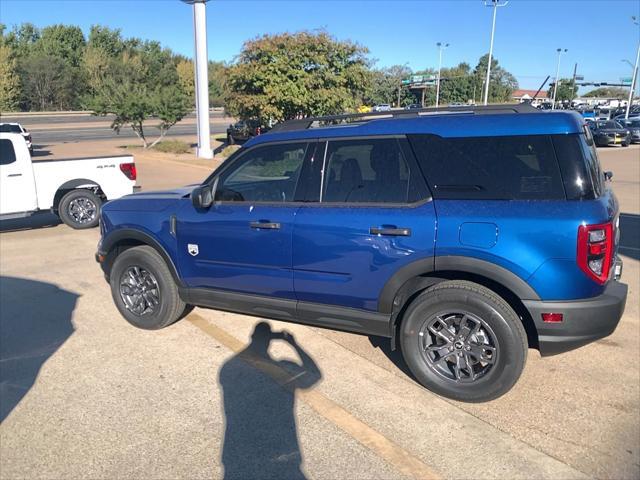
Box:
(1, 0), (639, 93)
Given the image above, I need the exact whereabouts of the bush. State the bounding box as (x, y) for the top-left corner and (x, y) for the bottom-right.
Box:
(152, 140), (191, 154)
(218, 145), (240, 159)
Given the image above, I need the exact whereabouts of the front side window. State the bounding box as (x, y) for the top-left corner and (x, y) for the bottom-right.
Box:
(214, 143), (307, 203)
(409, 134), (565, 200)
(322, 138), (417, 204)
(0, 139), (17, 165)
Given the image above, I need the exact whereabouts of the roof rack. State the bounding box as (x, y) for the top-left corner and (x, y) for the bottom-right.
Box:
(270, 103), (539, 132)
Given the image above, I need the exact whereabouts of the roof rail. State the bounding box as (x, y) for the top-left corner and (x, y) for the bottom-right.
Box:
(270, 103), (539, 132)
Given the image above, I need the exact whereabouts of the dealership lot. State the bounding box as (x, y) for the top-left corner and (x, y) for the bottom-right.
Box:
(0, 144), (638, 479)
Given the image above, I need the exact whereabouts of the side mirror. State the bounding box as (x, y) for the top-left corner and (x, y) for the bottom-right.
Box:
(604, 171), (613, 182)
(192, 185), (213, 209)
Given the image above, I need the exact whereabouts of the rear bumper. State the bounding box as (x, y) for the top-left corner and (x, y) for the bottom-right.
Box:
(524, 280), (627, 356)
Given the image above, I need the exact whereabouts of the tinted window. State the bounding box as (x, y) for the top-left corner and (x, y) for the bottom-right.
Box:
(214, 143), (307, 202)
(322, 138), (418, 203)
(0, 124), (22, 133)
(0, 139), (17, 165)
(552, 134), (597, 200)
(409, 134), (565, 200)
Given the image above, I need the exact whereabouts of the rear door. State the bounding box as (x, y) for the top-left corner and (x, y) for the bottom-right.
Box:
(0, 136), (37, 215)
(292, 136), (436, 312)
(176, 141), (314, 299)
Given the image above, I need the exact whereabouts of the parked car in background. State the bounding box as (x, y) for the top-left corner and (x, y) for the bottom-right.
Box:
(0, 133), (136, 229)
(357, 105), (372, 113)
(226, 120), (268, 145)
(372, 104), (391, 112)
(619, 118), (640, 143)
(405, 104), (422, 110)
(96, 105), (627, 402)
(0, 123), (32, 154)
(589, 120), (631, 147)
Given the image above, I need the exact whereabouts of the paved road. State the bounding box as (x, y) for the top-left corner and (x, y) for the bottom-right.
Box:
(0, 146), (638, 479)
(2, 112), (230, 144)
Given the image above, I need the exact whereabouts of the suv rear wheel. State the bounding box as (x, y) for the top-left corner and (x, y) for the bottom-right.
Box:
(110, 246), (191, 329)
(399, 280), (527, 402)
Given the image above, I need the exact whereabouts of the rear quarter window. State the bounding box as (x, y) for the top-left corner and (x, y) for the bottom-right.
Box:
(408, 134), (565, 200)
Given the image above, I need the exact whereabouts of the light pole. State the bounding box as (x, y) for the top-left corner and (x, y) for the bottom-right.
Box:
(482, 0), (509, 105)
(552, 48), (567, 110)
(435, 42), (449, 108)
(625, 16), (640, 120)
(182, 0), (213, 159)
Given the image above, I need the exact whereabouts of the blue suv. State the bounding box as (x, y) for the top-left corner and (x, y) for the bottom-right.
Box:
(96, 105), (627, 402)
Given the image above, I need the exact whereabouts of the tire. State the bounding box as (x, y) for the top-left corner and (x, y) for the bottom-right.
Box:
(58, 189), (102, 229)
(399, 280), (527, 402)
(110, 245), (190, 330)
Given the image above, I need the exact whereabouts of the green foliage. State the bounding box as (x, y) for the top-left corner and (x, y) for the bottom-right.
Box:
(152, 140), (191, 154)
(0, 43), (21, 111)
(367, 65), (414, 107)
(209, 60), (227, 107)
(472, 54), (518, 103)
(548, 78), (578, 102)
(36, 25), (85, 67)
(225, 31), (371, 124)
(20, 53), (78, 110)
(583, 87), (629, 98)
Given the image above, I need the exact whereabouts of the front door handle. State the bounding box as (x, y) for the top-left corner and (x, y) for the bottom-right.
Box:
(7, 173), (22, 177)
(370, 226), (411, 236)
(250, 221), (281, 230)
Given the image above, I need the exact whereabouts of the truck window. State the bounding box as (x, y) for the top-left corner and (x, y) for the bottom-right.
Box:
(0, 139), (17, 165)
(408, 134), (565, 200)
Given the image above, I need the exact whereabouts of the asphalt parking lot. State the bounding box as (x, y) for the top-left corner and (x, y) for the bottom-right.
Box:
(1, 144), (638, 479)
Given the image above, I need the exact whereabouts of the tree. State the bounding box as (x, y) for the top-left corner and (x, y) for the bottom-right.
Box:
(176, 59), (195, 103)
(0, 43), (20, 111)
(87, 25), (125, 57)
(208, 60), (227, 107)
(225, 31), (370, 124)
(584, 87), (628, 98)
(472, 54), (518, 103)
(149, 85), (191, 148)
(20, 54), (75, 110)
(548, 78), (578, 103)
(36, 24), (86, 68)
(367, 65), (414, 107)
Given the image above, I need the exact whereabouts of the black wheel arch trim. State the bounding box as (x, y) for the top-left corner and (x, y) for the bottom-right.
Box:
(378, 255), (541, 314)
(99, 228), (183, 287)
(54, 178), (103, 210)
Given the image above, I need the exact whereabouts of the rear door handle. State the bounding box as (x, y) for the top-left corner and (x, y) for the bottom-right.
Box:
(250, 221), (281, 230)
(370, 227), (411, 236)
(7, 173), (22, 177)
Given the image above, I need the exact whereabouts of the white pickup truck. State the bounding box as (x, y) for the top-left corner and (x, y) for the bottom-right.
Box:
(0, 133), (136, 229)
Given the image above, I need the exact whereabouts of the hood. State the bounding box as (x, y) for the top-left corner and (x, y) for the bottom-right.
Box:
(103, 185), (196, 212)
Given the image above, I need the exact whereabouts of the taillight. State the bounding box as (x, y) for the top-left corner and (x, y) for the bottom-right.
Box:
(577, 222), (613, 284)
(120, 162), (137, 181)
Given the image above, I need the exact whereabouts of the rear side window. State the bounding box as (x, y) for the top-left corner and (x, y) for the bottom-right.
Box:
(322, 138), (421, 204)
(409, 134), (565, 200)
(0, 124), (22, 133)
(0, 139), (17, 165)
(552, 134), (599, 200)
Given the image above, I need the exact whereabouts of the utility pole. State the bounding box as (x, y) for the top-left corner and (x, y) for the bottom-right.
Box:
(435, 42), (449, 107)
(552, 48), (567, 110)
(483, 0), (509, 106)
(571, 62), (578, 103)
(625, 16), (640, 120)
(182, 0), (212, 159)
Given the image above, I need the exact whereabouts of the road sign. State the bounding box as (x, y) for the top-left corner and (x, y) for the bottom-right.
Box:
(621, 77), (633, 85)
(575, 75), (584, 81)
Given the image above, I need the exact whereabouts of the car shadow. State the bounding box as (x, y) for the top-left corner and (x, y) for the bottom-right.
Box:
(619, 213), (639, 261)
(0, 211), (61, 232)
(218, 322), (321, 480)
(368, 335), (416, 380)
(0, 276), (78, 423)
(31, 146), (52, 158)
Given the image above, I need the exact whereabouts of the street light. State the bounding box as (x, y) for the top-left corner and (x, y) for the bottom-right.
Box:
(482, 0), (509, 106)
(552, 48), (568, 110)
(435, 42), (449, 108)
(625, 16), (640, 120)
(182, 0), (213, 159)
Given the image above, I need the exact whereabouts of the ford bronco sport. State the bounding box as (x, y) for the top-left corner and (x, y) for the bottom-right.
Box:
(96, 104), (627, 402)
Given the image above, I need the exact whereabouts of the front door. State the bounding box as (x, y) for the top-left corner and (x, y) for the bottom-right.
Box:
(293, 137), (437, 312)
(176, 141), (313, 299)
(0, 138), (37, 215)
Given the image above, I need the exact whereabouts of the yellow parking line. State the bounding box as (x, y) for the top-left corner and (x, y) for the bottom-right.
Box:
(188, 313), (442, 480)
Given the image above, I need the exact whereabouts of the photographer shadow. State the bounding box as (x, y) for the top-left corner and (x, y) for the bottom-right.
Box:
(218, 322), (321, 480)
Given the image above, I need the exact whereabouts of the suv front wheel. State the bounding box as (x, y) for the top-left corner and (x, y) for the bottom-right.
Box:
(399, 280), (527, 402)
(110, 246), (192, 330)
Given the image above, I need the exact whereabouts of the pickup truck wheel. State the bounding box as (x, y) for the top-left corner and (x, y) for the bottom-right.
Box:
(58, 190), (101, 229)
(399, 280), (527, 402)
(110, 246), (189, 330)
